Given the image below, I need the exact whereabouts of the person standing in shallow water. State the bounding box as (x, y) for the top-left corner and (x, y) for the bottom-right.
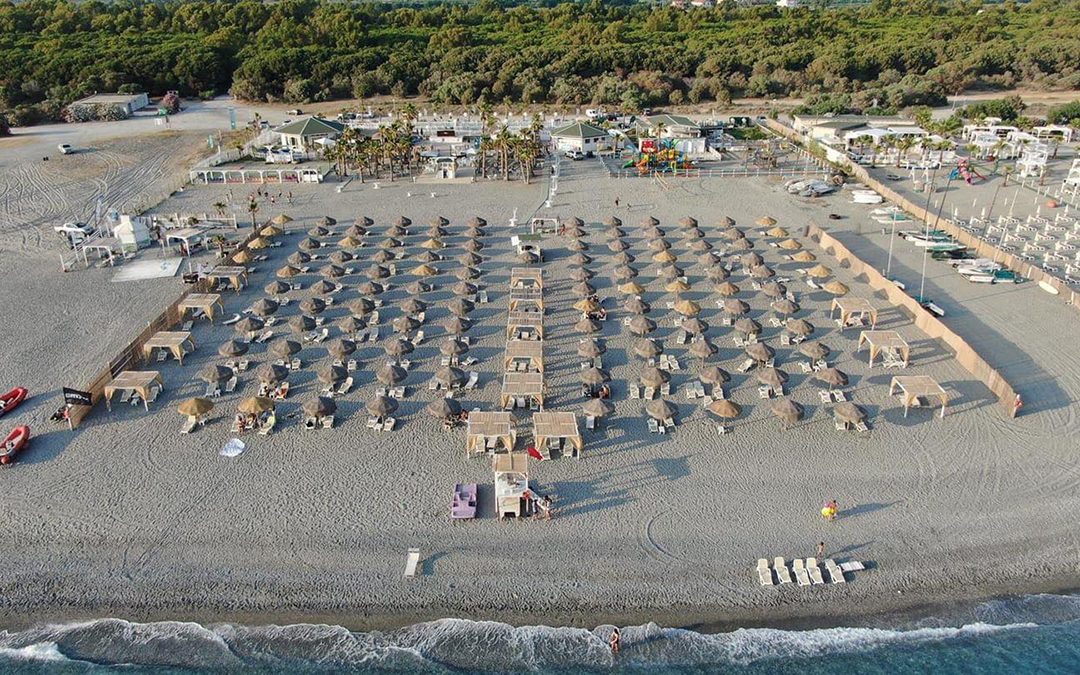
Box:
(609, 627), (620, 654)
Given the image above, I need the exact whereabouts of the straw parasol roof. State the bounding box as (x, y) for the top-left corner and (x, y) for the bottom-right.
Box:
(741, 252), (764, 268)
(447, 298), (475, 316)
(299, 298), (326, 315)
(604, 216), (623, 227)
(756, 216), (778, 227)
(814, 367), (849, 388)
(571, 268), (595, 281)
(806, 264), (832, 278)
(309, 280), (338, 296)
(338, 236), (362, 248)
(613, 251), (635, 264)
(383, 336), (414, 356)
(463, 239), (484, 252)
(765, 226), (788, 238)
(234, 316), (264, 334)
(689, 240), (713, 252)
(337, 316), (365, 334)
(328, 250), (354, 264)
(271, 214), (293, 226)
(642, 227), (664, 240)
(287, 251), (311, 265)
(574, 298), (601, 313)
(640, 366), (670, 387)
(388, 225), (408, 237)
(570, 253), (593, 266)
(317, 364), (347, 384)
(624, 297), (650, 314)
(771, 399), (803, 425)
(721, 227), (744, 241)
(572, 282), (596, 297)
(660, 265), (685, 282)
(251, 298), (279, 317)
(406, 280), (433, 293)
(628, 315), (657, 335)
(568, 239), (589, 251)
(716, 281), (740, 297)
(634, 339), (663, 359)
(799, 341), (831, 360)
(199, 365), (233, 383)
(411, 264), (439, 277)
(734, 317), (761, 335)
(699, 366), (731, 384)
(652, 250), (678, 263)
(426, 397), (462, 419)
(613, 266), (638, 281)
(606, 227), (626, 238)
(303, 396), (337, 417)
(299, 236), (322, 250)
(346, 224), (368, 237)
(667, 279), (692, 294)
(257, 364), (289, 384)
(233, 249), (254, 264)
(218, 339), (249, 357)
(435, 366), (466, 386)
(761, 281), (787, 298)
(458, 252), (483, 266)
(440, 338), (469, 356)
(392, 315), (421, 333)
(396, 216), (412, 227)
(750, 265), (775, 280)
(833, 402), (866, 424)
(358, 281), (384, 296)
(566, 227), (586, 238)
(238, 397), (275, 414)
(372, 249), (395, 263)
(745, 342), (775, 362)
(678, 216), (698, 227)
(288, 315), (316, 333)
(347, 299), (373, 317)
(316, 216), (337, 227)
(608, 239), (630, 252)
(684, 227), (706, 239)
(577, 338), (606, 358)
(706, 266), (730, 281)
(420, 238), (445, 250)
(681, 317), (709, 334)
(786, 318), (815, 336)
(575, 317), (601, 334)
(414, 250), (440, 264)
(645, 399), (677, 421)
(373, 362), (403, 384)
(580, 367), (610, 385)
(792, 250), (817, 262)
(367, 395), (398, 417)
(276, 265), (300, 279)
(178, 397), (214, 417)
(674, 299), (701, 316)
(441, 316), (472, 334)
(321, 264), (345, 278)
(464, 226), (485, 238)
(402, 298), (427, 315)
(427, 226), (448, 238)
(582, 398), (615, 418)
(518, 250), (540, 264)
(641, 216), (660, 227)
(327, 339), (356, 359)
(757, 367), (789, 387)
(730, 238), (753, 251)
(648, 238), (671, 251)
(771, 299), (799, 316)
(248, 237), (270, 250)
(270, 338), (302, 358)
(688, 338), (717, 359)
(707, 399), (742, 419)
(723, 299), (749, 315)
(619, 282), (645, 295)
(779, 238), (802, 250)
(380, 237), (402, 249)
(823, 280), (849, 296)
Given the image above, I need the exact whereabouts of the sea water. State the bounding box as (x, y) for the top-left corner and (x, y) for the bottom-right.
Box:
(1, 593), (1077, 673)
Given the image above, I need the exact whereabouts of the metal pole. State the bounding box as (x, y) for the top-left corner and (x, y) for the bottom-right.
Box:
(921, 171), (955, 302)
(915, 163), (941, 302)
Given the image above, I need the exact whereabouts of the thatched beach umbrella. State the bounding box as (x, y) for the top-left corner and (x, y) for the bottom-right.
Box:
(580, 367), (610, 386)
(688, 338), (717, 360)
(383, 336), (414, 357)
(271, 214), (293, 226)
(257, 364), (289, 384)
(624, 297), (650, 314)
(380, 237), (402, 249)
(641, 216), (660, 227)
(604, 216), (623, 227)
(648, 238), (671, 252)
(234, 316), (264, 335)
(337, 315), (365, 334)
(681, 317), (708, 334)
(463, 239), (484, 252)
(199, 364), (233, 383)
(823, 280), (849, 296)
(779, 238), (802, 250)
(287, 251), (311, 266)
(771, 299), (799, 315)
(652, 250), (678, 264)
(372, 249), (395, 263)
(678, 216), (698, 228)
(574, 298), (600, 313)
(619, 282), (645, 296)
(646, 399), (677, 421)
(792, 250), (817, 262)
(393, 315), (421, 334)
(349, 298), (374, 317)
(572, 282), (596, 297)
(338, 236), (362, 248)
(666, 279), (692, 294)
(346, 224), (368, 237)
(426, 397), (462, 420)
(420, 238), (445, 250)
(706, 266), (730, 282)
(303, 396), (337, 418)
(750, 265), (775, 280)
(734, 317), (761, 335)
(414, 250), (440, 264)
(707, 399), (742, 419)
(402, 298), (427, 315)
(441, 316), (472, 334)
(605, 227), (626, 238)
(723, 299), (749, 315)
(250, 298), (279, 317)
(316, 216), (337, 227)
(568, 239), (589, 251)
(814, 367), (849, 389)
(411, 264), (439, 278)
(288, 315), (316, 334)
(634, 339), (663, 359)
(452, 281), (478, 297)
(435, 366), (466, 387)
(689, 239), (713, 253)
(367, 395), (398, 417)
(298, 237), (321, 250)
(299, 298), (326, 315)
(312, 279), (339, 295)
(406, 280), (433, 294)
(721, 227), (744, 241)
(582, 398), (614, 418)
(396, 216), (412, 227)
(659, 264), (685, 282)
(571, 268), (595, 281)
(787, 318), (815, 336)
(628, 315), (657, 335)
(771, 399), (804, 426)
(238, 397), (275, 414)
(716, 281), (740, 297)
(608, 239), (630, 252)
(458, 252), (483, 267)
(276, 265), (300, 279)
(575, 317), (601, 334)
(806, 264), (832, 279)
(464, 226), (484, 238)
(730, 238), (753, 251)
(699, 366), (731, 385)
(248, 237), (270, 251)
(317, 364), (347, 384)
(833, 402), (866, 424)
(215, 336), (248, 357)
(178, 397), (214, 419)
(757, 367), (789, 388)
(570, 252), (592, 266)
(440, 338), (469, 357)
(761, 281), (787, 298)
(799, 341), (831, 361)
(639, 366), (670, 388)
(270, 338), (302, 359)
(365, 264), (390, 280)
(320, 264), (345, 279)
(577, 339), (605, 358)
(358, 281), (384, 296)
(745, 342), (775, 363)
(447, 298), (475, 316)
(613, 265), (638, 281)
(233, 249), (254, 265)
(756, 216), (778, 227)
(765, 226), (788, 238)
(327, 339), (356, 359)
(613, 251), (636, 264)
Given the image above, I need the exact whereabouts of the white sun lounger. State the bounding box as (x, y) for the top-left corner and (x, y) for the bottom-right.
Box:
(774, 557), (793, 584)
(806, 557), (826, 585)
(839, 560), (866, 573)
(404, 547), (420, 578)
(757, 559), (775, 586)
(793, 558), (811, 586)
(824, 558), (846, 584)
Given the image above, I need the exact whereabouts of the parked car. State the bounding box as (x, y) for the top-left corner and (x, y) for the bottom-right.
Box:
(565, 149), (585, 161)
(286, 109), (303, 115)
(54, 222), (95, 248)
(57, 144), (74, 155)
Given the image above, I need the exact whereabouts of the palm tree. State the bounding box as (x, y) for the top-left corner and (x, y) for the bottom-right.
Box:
(478, 102), (494, 179)
(495, 125), (514, 181)
(248, 199), (259, 233)
(212, 201), (227, 217)
(209, 234), (228, 257)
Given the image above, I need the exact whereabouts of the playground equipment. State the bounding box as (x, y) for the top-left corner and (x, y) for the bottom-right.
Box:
(623, 138), (692, 175)
(950, 158), (987, 184)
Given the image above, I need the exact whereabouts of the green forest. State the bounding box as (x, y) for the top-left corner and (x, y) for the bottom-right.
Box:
(2, 0), (1079, 126)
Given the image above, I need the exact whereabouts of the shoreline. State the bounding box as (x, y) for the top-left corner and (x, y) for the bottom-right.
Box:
(3, 575), (1077, 635)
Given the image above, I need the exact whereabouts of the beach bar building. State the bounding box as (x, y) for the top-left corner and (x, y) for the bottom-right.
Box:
(551, 122), (613, 155)
(275, 117), (346, 152)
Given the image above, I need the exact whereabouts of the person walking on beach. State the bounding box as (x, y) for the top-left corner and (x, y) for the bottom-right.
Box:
(609, 627), (620, 654)
(821, 500), (839, 521)
(817, 541), (825, 557)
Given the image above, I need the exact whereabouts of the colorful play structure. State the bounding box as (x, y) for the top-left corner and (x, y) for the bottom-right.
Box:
(623, 138), (693, 175)
(950, 158), (987, 184)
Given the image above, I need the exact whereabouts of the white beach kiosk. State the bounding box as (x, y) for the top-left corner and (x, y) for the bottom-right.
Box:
(551, 121), (613, 156)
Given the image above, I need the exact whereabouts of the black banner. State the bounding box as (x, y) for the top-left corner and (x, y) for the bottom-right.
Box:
(63, 387), (93, 407)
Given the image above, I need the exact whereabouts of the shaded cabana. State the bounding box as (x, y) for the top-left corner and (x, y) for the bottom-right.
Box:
(205, 266), (248, 292)
(178, 293), (224, 323)
(510, 267), (544, 289)
(466, 412), (516, 455)
(504, 339), (544, 372)
(533, 412), (583, 458)
(509, 286), (544, 311)
(890, 375), (949, 418)
(500, 371), (544, 409)
(104, 370), (163, 411)
(858, 330), (911, 368)
(507, 310), (544, 340)
(142, 331), (195, 365)
(831, 297), (879, 330)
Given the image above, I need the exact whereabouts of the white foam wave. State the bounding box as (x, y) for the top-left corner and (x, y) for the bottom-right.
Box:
(0, 641), (71, 663)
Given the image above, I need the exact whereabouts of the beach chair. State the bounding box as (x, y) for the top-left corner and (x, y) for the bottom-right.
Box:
(313, 328), (329, 344)
(774, 557), (793, 584)
(368, 326), (380, 342)
(647, 418), (659, 433)
(259, 414), (277, 436)
(686, 386), (699, 400)
(181, 320), (194, 331)
(180, 417), (198, 434)
(464, 372), (479, 390)
(720, 316), (733, 327)
(258, 383), (271, 397)
(382, 417), (396, 431)
(404, 548), (421, 578)
(290, 357), (301, 371)
(390, 386), (405, 399)
(657, 423), (666, 434)
(824, 558), (846, 584)
(321, 415), (335, 429)
(462, 356), (478, 367)
(793, 559), (811, 587)
(155, 348), (168, 363)
(369, 310), (381, 324)
(758, 386), (772, 400)
(304, 416), (318, 430)
(337, 377), (353, 395)
(757, 559), (775, 586)
(256, 330), (274, 343)
(366, 417), (379, 430)
(643, 386), (656, 400)
(225, 376), (238, 394)
(819, 390), (833, 404)
(660, 382), (671, 396)
(204, 383), (220, 398)
(780, 333), (791, 346)
(838, 561), (865, 573)
(835, 420), (848, 432)
(806, 557), (825, 585)
(832, 390), (847, 402)
(275, 382), (290, 400)
(238, 359), (250, 372)
(737, 359), (755, 373)
(413, 330), (425, 345)
(854, 421), (869, 433)
(630, 384), (640, 399)
(716, 424), (727, 434)
(223, 314), (242, 326)
(347, 359), (357, 372)
(585, 415), (596, 430)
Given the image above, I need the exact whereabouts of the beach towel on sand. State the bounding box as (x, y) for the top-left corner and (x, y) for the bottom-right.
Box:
(220, 438), (245, 458)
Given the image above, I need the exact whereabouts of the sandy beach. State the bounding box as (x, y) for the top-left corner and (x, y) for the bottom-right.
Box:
(0, 154), (1078, 633)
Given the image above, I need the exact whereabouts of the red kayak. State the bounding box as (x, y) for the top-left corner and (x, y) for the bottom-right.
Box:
(0, 387), (28, 416)
(0, 426), (29, 465)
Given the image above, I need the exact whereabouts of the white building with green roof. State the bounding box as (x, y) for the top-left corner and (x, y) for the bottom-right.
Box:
(275, 116), (346, 151)
(551, 121), (614, 155)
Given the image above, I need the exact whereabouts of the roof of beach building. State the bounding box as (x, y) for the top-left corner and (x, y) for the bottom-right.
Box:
(275, 116), (346, 136)
(644, 114), (700, 129)
(551, 121), (609, 139)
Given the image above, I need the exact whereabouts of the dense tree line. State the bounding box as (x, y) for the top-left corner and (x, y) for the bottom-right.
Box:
(2, 0), (1079, 126)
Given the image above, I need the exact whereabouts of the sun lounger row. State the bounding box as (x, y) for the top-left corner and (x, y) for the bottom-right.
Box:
(757, 557), (857, 586)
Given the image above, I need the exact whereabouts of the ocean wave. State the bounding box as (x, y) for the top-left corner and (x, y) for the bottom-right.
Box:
(0, 595), (1074, 672)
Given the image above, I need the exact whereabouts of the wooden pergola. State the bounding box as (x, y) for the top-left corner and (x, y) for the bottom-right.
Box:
(890, 375), (949, 418)
(503, 339), (544, 373)
(493, 452), (529, 519)
(500, 372), (544, 409)
(857, 330), (910, 368)
(103, 370), (164, 411)
(178, 293), (224, 323)
(533, 411), (583, 458)
(141, 331), (196, 365)
(509, 286), (544, 311)
(831, 297), (878, 330)
(205, 265), (248, 292)
(510, 267), (544, 289)
(507, 310), (544, 340)
(466, 412), (516, 455)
